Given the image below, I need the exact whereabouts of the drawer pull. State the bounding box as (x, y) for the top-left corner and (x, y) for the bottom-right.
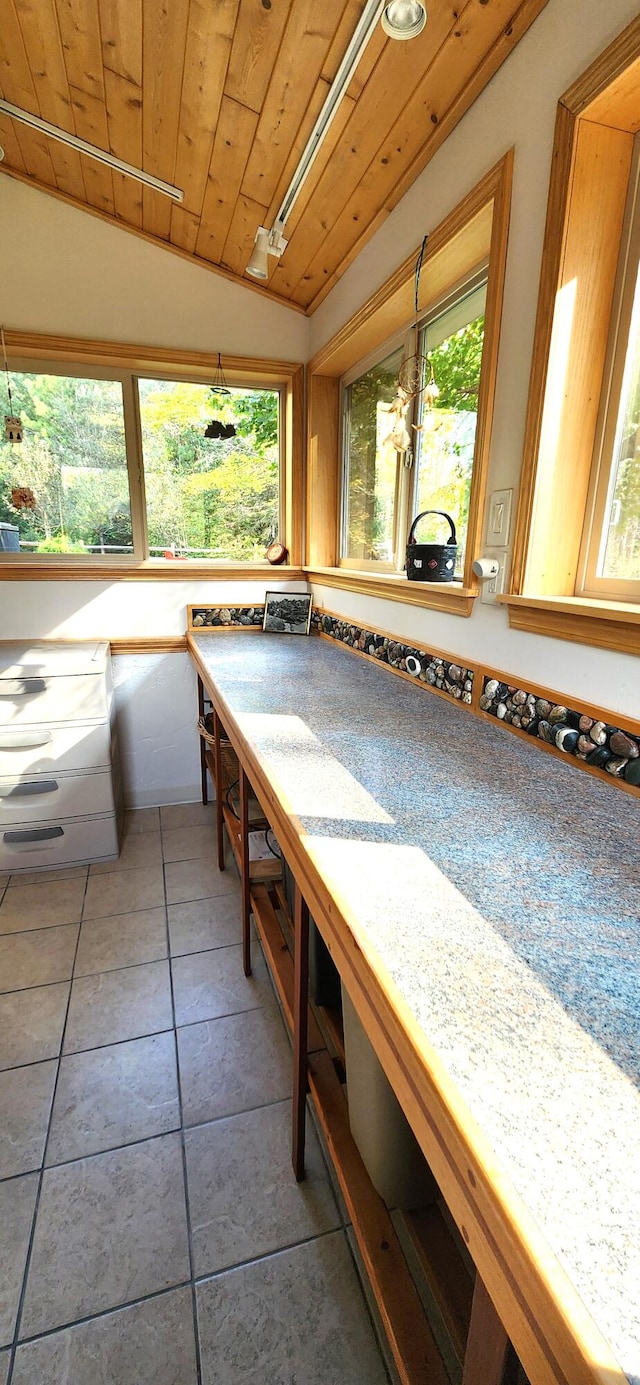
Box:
(0, 732), (53, 750)
(3, 826), (64, 844)
(0, 780), (59, 799)
(0, 678), (47, 698)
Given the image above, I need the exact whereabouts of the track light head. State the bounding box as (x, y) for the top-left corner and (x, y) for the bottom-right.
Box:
(381, 0), (427, 40)
(246, 228), (270, 280)
(245, 223), (288, 280)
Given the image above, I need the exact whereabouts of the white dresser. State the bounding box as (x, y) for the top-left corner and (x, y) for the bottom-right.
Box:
(0, 641), (122, 874)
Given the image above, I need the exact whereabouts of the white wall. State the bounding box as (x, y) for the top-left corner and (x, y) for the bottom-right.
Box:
(0, 578), (307, 641)
(310, 0), (640, 721)
(0, 177), (309, 362)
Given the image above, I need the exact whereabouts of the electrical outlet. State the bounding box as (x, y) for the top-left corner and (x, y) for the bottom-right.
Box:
(480, 547), (508, 605)
(487, 488), (513, 546)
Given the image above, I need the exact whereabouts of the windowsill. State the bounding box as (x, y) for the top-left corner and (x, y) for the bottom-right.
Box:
(304, 566), (476, 616)
(0, 560), (307, 583)
(497, 593), (640, 655)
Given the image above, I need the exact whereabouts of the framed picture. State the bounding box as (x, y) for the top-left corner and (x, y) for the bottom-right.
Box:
(263, 591), (312, 635)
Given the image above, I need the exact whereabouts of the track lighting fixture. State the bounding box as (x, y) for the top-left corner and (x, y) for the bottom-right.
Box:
(245, 0), (427, 279)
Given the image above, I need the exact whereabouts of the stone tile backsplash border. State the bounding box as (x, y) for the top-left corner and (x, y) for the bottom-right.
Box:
(479, 678), (640, 787)
(311, 611), (474, 703)
(190, 606), (264, 629)
(310, 609), (640, 794)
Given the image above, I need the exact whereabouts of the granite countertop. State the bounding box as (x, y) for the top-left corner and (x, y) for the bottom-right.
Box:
(191, 631), (640, 1383)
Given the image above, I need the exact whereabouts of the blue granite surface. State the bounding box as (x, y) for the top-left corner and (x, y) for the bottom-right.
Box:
(192, 631), (640, 1382)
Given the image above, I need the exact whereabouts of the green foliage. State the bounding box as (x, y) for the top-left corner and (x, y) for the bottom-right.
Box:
(428, 315), (484, 409)
(36, 535), (87, 553)
(0, 373), (280, 559)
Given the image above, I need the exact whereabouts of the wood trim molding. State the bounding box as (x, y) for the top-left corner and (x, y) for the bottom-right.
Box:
(562, 14), (640, 121)
(110, 637), (187, 654)
(308, 567), (476, 616)
(0, 563), (307, 583)
(497, 593), (640, 657)
(309, 153), (512, 379)
(511, 15), (640, 600)
(1, 329), (303, 384)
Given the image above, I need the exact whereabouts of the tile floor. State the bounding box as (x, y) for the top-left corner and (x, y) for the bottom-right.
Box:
(0, 803), (390, 1385)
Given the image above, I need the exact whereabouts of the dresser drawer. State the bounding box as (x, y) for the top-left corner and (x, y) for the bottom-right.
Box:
(0, 673), (109, 727)
(0, 769), (115, 827)
(0, 814), (119, 872)
(0, 722), (111, 779)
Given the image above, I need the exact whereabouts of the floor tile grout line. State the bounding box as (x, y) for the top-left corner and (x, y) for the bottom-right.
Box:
(8, 1225), (347, 1354)
(30, 1093), (296, 1176)
(159, 805), (204, 1385)
(10, 1279), (193, 1352)
(6, 867), (90, 1385)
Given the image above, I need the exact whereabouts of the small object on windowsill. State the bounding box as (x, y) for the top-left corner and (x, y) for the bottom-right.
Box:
(265, 540), (288, 565)
(405, 510), (458, 582)
(163, 550), (188, 560)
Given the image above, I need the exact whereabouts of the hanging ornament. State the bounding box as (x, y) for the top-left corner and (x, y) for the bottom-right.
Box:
(204, 353), (236, 440)
(423, 359), (440, 408)
(2, 326), (23, 443)
(11, 486), (36, 511)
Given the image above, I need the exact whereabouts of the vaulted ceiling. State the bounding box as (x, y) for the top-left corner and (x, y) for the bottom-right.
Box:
(0, 0), (548, 314)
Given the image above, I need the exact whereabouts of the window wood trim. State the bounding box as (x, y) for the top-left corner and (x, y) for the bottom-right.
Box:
(509, 15), (640, 634)
(0, 331), (304, 576)
(305, 151), (513, 614)
(496, 593), (640, 657)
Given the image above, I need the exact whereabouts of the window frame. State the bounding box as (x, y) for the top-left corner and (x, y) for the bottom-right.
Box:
(576, 138), (640, 602)
(338, 267), (489, 582)
(305, 152), (514, 618)
(503, 16), (640, 654)
(339, 327), (415, 573)
(0, 333), (302, 577)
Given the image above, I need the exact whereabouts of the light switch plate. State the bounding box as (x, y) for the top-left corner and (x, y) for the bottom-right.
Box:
(487, 488), (513, 546)
(480, 547), (507, 604)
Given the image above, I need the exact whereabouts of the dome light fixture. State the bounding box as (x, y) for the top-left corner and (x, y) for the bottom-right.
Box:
(381, 0), (427, 40)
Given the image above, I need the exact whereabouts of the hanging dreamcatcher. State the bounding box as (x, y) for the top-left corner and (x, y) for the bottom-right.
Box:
(383, 233), (442, 454)
(2, 326), (23, 444)
(204, 353), (236, 440)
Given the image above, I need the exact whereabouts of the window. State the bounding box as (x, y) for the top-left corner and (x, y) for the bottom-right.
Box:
(414, 281), (486, 578)
(506, 23), (640, 650)
(138, 379), (280, 561)
(0, 356), (285, 565)
(342, 347), (404, 565)
(0, 372), (132, 556)
(578, 151), (640, 600)
(339, 276), (486, 577)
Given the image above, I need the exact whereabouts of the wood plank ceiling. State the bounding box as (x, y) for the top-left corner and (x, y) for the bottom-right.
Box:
(0, 0), (549, 314)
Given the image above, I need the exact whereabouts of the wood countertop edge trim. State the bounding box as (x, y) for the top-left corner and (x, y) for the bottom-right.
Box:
(187, 633), (626, 1385)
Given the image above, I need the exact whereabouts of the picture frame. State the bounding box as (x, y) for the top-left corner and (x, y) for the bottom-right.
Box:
(263, 591), (312, 635)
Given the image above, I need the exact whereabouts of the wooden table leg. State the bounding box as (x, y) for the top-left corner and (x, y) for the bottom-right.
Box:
(239, 765), (251, 976)
(197, 676), (208, 806)
(213, 710), (225, 872)
(292, 884), (310, 1181)
(462, 1276), (517, 1385)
